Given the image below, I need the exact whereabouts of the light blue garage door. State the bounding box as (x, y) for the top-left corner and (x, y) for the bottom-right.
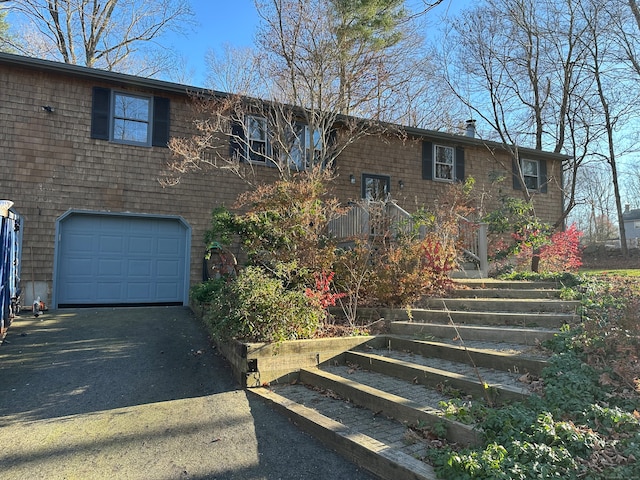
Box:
(55, 212), (190, 307)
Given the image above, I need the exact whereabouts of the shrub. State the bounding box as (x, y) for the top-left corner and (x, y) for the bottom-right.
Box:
(204, 266), (324, 343)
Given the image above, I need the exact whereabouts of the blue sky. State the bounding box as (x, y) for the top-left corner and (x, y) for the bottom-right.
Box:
(168, 0), (260, 86)
(169, 0), (466, 87)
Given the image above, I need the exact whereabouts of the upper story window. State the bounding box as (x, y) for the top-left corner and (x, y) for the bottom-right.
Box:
(246, 116), (268, 163)
(521, 159), (540, 190)
(512, 157), (548, 193)
(112, 93), (151, 145)
(634, 220), (640, 229)
(422, 141), (464, 183)
(231, 117), (329, 169)
(434, 145), (455, 181)
(290, 125), (322, 171)
(91, 87), (170, 148)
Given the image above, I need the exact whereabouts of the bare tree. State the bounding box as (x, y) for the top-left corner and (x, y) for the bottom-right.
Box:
(0, 7), (14, 52)
(439, 0), (610, 231)
(2, 0), (194, 75)
(567, 0), (640, 255)
(204, 44), (267, 97)
(168, 0), (423, 186)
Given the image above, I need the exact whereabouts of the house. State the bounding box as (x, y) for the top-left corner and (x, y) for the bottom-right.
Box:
(0, 52), (569, 309)
(623, 205), (640, 244)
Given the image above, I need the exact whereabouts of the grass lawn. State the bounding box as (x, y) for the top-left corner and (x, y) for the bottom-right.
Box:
(579, 268), (640, 277)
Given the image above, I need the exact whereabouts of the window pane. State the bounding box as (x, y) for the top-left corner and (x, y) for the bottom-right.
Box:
(113, 119), (148, 143)
(115, 94), (149, 121)
(435, 146), (454, 165)
(522, 159), (538, 177)
(364, 176), (389, 200)
(524, 176), (538, 190)
(248, 117), (266, 141)
(435, 145), (454, 180)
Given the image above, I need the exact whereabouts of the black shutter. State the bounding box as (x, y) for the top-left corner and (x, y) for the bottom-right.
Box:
(91, 87), (111, 140)
(422, 141), (433, 180)
(512, 158), (522, 190)
(152, 96), (170, 147)
(455, 147), (465, 182)
(229, 120), (245, 161)
(539, 159), (548, 193)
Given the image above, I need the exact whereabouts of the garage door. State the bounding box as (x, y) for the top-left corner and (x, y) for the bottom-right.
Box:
(55, 212), (190, 307)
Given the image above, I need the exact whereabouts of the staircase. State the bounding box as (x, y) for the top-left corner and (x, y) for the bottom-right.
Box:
(250, 279), (579, 480)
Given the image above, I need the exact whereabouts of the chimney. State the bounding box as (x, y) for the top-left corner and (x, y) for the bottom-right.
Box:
(625, 203), (630, 213)
(465, 119), (476, 138)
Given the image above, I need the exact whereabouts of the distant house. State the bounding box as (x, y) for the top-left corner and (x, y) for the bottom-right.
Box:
(0, 52), (569, 308)
(623, 205), (640, 243)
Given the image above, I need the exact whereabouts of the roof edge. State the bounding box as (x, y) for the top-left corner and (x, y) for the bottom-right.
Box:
(0, 52), (571, 160)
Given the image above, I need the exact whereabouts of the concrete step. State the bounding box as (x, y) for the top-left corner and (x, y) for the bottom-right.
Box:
(251, 385), (439, 480)
(343, 351), (529, 405)
(389, 322), (558, 346)
(418, 298), (579, 314)
(391, 309), (573, 329)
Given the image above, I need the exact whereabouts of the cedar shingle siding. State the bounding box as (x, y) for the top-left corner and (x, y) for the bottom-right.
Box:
(0, 53), (567, 306)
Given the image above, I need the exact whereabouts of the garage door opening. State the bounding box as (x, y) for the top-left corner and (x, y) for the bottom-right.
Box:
(54, 211), (191, 308)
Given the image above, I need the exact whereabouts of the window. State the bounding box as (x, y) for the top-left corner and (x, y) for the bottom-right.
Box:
(634, 221), (640, 229)
(112, 92), (151, 145)
(521, 159), (540, 190)
(421, 141), (464, 182)
(246, 116), (268, 163)
(434, 145), (455, 181)
(91, 87), (170, 147)
(362, 174), (390, 201)
(289, 125), (322, 170)
(512, 157), (548, 193)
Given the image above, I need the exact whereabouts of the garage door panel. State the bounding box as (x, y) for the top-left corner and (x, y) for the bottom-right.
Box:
(64, 282), (94, 302)
(156, 283), (180, 298)
(157, 260), (179, 277)
(57, 213), (189, 306)
(127, 283), (151, 300)
(129, 236), (154, 254)
(96, 282), (123, 301)
(98, 259), (124, 275)
(128, 259), (152, 276)
(67, 233), (94, 253)
(158, 237), (180, 255)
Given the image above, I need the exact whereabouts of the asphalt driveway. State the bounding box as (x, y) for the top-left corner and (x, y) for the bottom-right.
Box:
(0, 307), (374, 480)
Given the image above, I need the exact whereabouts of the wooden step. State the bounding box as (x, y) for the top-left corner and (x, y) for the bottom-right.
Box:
(299, 367), (481, 446)
(344, 351), (529, 405)
(389, 322), (558, 346)
(251, 386), (439, 480)
(361, 335), (548, 376)
(450, 288), (561, 299)
(418, 298), (579, 314)
(393, 309), (573, 329)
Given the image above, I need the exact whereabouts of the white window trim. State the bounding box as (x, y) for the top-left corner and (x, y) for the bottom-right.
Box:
(111, 91), (152, 146)
(434, 144), (455, 182)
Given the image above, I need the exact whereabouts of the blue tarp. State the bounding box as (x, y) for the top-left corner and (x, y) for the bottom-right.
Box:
(1, 209), (21, 330)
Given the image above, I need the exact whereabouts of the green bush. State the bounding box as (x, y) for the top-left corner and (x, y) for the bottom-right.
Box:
(203, 266), (324, 343)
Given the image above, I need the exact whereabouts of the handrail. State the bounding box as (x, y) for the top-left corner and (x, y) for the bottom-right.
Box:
(328, 203), (488, 277)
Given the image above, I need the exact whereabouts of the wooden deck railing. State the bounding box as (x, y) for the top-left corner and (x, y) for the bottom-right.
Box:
(328, 201), (488, 277)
